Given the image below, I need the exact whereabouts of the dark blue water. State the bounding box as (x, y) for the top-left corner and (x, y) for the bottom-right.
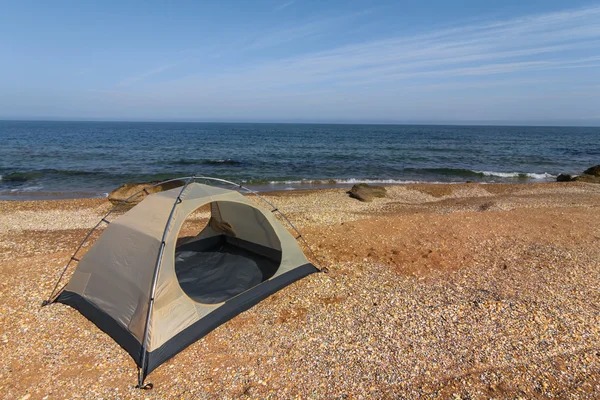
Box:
(0, 121), (598, 199)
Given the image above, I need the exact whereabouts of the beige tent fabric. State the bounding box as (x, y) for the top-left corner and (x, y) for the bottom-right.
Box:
(62, 182), (311, 352)
(63, 192), (175, 342)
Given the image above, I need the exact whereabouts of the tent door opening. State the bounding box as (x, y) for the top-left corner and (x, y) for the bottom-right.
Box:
(174, 200), (283, 304)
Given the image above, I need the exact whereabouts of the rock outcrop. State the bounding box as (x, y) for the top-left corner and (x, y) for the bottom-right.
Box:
(570, 165), (600, 184)
(556, 174), (575, 182)
(108, 180), (185, 205)
(556, 166), (600, 184)
(348, 183), (387, 202)
(583, 165), (600, 177)
(574, 174), (600, 184)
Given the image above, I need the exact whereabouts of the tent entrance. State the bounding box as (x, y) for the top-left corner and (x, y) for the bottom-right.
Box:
(175, 235), (281, 304)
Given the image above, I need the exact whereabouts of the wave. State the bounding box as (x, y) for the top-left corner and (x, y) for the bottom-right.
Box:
(333, 178), (423, 184)
(170, 159), (242, 166)
(404, 168), (555, 180)
(0, 169), (101, 182)
(9, 185), (44, 192)
(404, 168), (479, 178)
(0, 171), (63, 182)
(0, 172), (45, 182)
(474, 171), (555, 179)
(265, 178), (421, 185)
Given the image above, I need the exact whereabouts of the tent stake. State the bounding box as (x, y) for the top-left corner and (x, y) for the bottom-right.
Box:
(136, 367), (153, 389)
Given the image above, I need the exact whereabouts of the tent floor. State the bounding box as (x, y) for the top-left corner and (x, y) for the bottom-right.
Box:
(175, 237), (280, 304)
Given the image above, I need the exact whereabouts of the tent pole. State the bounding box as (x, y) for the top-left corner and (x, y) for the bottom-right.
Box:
(136, 176), (195, 389)
(42, 177), (194, 306)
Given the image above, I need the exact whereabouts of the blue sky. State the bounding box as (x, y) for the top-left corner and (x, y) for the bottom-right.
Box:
(1, 0), (599, 125)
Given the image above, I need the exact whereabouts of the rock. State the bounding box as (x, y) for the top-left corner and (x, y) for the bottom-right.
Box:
(574, 174), (600, 184)
(556, 174), (574, 182)
(583, 165), (600, 177)
(108, 180), (185, 205)
(572, 165), (600, 183)
(348, 183), (387, 202)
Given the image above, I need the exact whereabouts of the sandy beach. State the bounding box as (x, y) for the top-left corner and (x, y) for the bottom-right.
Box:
(1, 182), (600, 399)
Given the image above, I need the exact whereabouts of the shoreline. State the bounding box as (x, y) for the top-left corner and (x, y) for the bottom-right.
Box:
(1, 180), (594, 214)
(0, 178), (563, 201)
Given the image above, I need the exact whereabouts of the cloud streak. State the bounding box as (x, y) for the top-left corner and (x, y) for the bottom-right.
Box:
(104, 5), (600, 122)
(117, 63), (177, 87)
(275, 0), (295, 11)
(241, 9), (372, 52)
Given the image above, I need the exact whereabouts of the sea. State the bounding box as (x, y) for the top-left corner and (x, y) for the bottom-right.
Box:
(0, 120), (598, 200)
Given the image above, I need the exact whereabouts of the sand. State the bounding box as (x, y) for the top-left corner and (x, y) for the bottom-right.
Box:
(1, 182), (600, 399)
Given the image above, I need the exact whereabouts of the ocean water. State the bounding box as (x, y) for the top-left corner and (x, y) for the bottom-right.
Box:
(0, 121), (598, 199)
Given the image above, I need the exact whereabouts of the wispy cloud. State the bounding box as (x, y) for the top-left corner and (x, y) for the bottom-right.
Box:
(275, 0), (295, 11)
(151, 5), (600, 95)
(104, 5), (600, 123)
(117, 63), (177, 87)
(242, 10), (371, 51)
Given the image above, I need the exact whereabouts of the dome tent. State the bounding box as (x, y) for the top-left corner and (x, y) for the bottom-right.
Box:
(43, 177), (321, 388)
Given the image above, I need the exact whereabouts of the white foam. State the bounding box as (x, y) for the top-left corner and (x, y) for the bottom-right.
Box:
(8, 183), (46, 192)
(268, 178), (421, 185)
(475, 171), (555, 179)
(526, 172), (556, 179)
(336, 178), (422, 184)
(20, 185), (44, 192)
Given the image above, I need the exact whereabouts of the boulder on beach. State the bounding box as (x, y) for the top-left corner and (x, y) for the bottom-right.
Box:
(108, 180), (185, 205)
(570, 165), (600, 184)
(348, 183), (387, 202)
(583, 165), (600, 177)
(574, 174), (600, 184)
(556, 166), (600, 184)
(556, 174), (575, 182)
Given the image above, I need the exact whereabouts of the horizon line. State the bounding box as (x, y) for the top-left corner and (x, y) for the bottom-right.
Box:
(1, 118), (599, 128)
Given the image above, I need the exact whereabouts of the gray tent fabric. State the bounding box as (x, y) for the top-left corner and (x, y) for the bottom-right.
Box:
(174, 236), (280, 304)
(54, 182), (318, 384)
(176, 248), (265, 303)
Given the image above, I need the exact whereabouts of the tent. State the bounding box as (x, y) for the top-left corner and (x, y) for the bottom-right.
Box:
(44, 178), (320, 388)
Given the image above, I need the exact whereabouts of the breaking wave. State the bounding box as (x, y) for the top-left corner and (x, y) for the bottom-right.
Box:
(474, 171), (555, 179)
(403, 168), (555, 180)
(266, 178), (422, 185)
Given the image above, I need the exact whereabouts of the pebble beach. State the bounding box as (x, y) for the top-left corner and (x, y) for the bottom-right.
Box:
(1, 182), (600, 399)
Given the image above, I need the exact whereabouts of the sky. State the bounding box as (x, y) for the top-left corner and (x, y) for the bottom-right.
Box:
(1, 0), (599, 125)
